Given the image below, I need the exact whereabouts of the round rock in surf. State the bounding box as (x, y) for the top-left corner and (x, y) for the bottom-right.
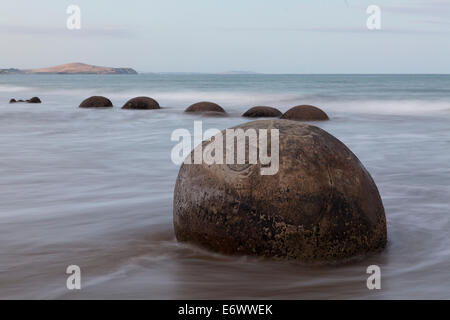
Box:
(243, 106), (282, 118)
(281, 105), (329, 121)
(185, 101), (226, 114)
(173, 119), (387, 262)
(79, 96), (113, 108)
(122, 96), (160, 110)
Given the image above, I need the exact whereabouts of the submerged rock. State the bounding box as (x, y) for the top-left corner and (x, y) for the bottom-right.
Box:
(243, 106), (282, 118)
(27, 97), (41, 103)
(281, 105), (329, 121)
(122, 96), (160, 110)
(9, 97), (41, 104)
(185, 101), (226, 114)
(79, 96), (113, 108)
(173, 119), (386, 262)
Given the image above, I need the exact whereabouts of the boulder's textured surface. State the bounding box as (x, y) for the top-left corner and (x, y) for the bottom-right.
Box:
(79, 96), (113, 108)
(281, 105), (329, 121)
(122, 96), (160, 110)
(243, 106), (282, 118)
(185, 101), (226, 114)
(174, 119), (386, 262)
(27, 97), (41, 103)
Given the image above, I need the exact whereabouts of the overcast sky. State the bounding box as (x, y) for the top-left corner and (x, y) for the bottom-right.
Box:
(1, 0), (449, 73)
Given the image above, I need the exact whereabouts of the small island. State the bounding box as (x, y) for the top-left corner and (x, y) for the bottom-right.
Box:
(0, 63), (137, 75)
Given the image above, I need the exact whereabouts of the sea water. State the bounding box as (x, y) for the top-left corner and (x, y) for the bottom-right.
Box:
(0, 74), (449, 299)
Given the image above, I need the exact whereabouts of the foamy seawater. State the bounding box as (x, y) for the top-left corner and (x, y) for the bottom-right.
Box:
(0, 74), (449, 299)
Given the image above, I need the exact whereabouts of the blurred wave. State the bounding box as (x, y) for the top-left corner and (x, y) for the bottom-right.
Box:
(0, 74), (449, 299)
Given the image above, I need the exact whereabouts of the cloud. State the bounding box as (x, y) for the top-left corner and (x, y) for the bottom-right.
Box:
(214, 26), (445, 36)
(347, 1), (450, 31)
(382, 1), (450, 31)
(380, 0), (450, 17)
(292, 27), (444, 35)
(0, 24), (134, 38)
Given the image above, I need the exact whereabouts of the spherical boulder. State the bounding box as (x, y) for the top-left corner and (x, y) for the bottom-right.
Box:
(185, 101), (225, 114)
(27, 97), (41, 103)
(281, 105), (329, 121)
(122, 96), (160, 110)
(174, 119), (386, 262)
(79, 96), (113, 108)
(9, 99), (16, 103)
(243, 106), (282, 118)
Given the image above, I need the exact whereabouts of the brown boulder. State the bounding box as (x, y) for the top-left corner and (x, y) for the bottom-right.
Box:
(27, 97), (41, 103)
(79, 96), (113, 108)
(243, 106), (282, 118)
(174, 120), (386, 262)
(122, 96), (160, 110)
(281, 105), (329, 121)
(185, 101), (226, 114)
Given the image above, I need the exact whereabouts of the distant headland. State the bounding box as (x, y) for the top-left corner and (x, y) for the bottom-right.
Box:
(0, 63), (137, 75)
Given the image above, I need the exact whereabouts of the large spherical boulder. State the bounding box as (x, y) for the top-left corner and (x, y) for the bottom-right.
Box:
(27, 97), (41, 103)
(185, 101), (226, 114)
(79, 96), (113, 108)
(122, 96), (160, 110)
(243, 106), (282, 118)
(281, 105), (329, 121)
(174, 119), (386, 262)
